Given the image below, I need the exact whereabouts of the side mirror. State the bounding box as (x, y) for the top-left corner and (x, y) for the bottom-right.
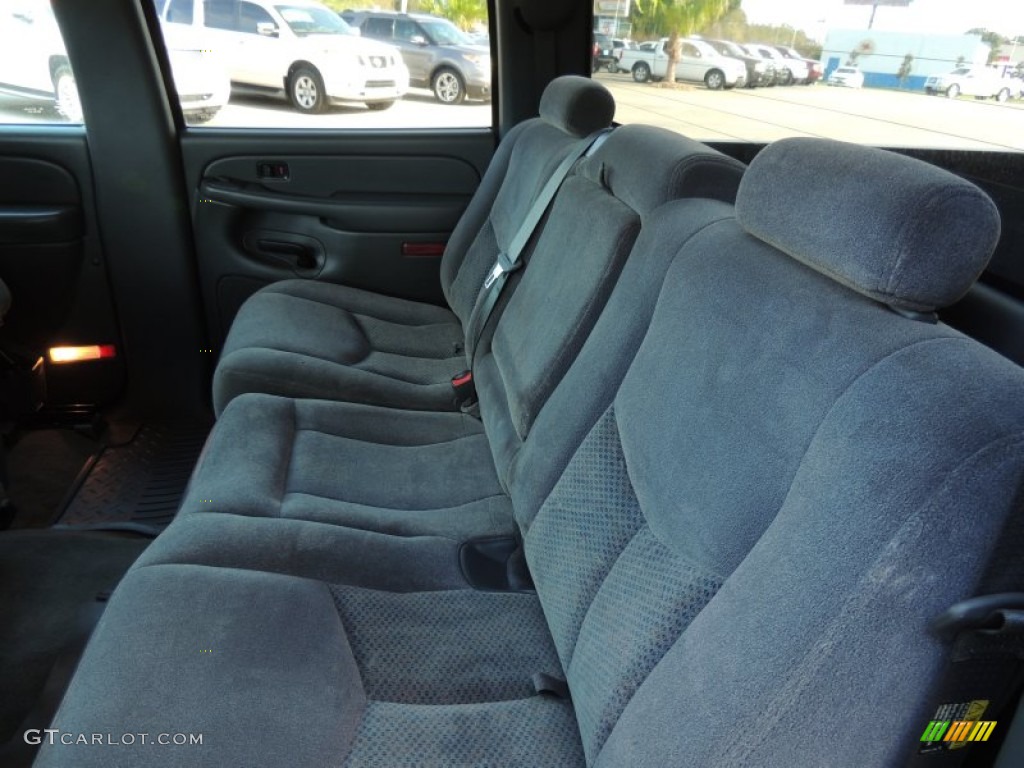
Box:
(256, 22), (278, 38)
(410, 35), (427, 46)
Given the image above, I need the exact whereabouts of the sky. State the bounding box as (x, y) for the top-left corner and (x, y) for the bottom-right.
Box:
(741, 0), (1024, 39)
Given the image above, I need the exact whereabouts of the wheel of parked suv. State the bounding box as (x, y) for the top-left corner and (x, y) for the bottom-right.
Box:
(632, 62), (651, 83)
(366, 100), (395, 111)
(705, 69), (725, 90)
(946, 84), (960, 99)
(289, 66), (327, 114)
(432, 68), (466, 105)
(997, 88), (1011, 103)
(52, 64), (82, 122)
(780, 68), (794, 86)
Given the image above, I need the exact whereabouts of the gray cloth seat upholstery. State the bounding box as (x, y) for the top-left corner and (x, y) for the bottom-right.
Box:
(180, 125), (746, 541)
(211, 76), (617, 416)
(36, 139), (1024, 768)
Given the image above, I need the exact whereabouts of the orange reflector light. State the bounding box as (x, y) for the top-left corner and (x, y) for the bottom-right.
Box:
(48, 344), (117, 364)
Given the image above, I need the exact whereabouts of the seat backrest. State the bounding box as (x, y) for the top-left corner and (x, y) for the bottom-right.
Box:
(473, 124), (746, 482)
(439, 76), (616, 324)
(517, 138), (1024, 765)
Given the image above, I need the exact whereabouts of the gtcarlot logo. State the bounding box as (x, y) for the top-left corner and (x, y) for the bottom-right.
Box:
(24, 730), (203, 746)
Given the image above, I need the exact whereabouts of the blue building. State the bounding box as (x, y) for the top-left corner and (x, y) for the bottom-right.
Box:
(821, 29), (989, 90)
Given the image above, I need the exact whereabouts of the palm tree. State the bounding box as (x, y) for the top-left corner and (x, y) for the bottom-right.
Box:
(635, 0), (733, 84)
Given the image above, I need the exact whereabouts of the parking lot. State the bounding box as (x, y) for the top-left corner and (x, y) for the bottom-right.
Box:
(599, 73), (1024, 151)
(3, 74), (1024, 151)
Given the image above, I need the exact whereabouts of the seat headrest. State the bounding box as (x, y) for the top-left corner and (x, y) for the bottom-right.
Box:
(539, 76), (616, 138)
(736, 138), (1001, 312)
(586, 124), (745, 213)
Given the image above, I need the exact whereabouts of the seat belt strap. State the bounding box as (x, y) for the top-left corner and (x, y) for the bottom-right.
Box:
(463, 127), (612, 366)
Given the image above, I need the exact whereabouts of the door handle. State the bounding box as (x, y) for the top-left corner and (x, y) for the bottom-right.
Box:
(241, 230), (324, 276)
(0, 205), (82, 244)
(256, 239), (317, 270)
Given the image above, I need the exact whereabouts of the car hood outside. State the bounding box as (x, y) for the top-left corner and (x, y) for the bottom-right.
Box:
(303, 32), (400, 60)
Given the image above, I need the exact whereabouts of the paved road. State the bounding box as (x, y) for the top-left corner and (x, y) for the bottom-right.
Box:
(599, 73), (1024, 151)
(3, 75), (1022, 152)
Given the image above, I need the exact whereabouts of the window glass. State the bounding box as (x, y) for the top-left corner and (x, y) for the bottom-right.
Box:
(601, 0), (1024, 151)
(239, 2), (275, 35)
(167, 0), (195, 25)
(363, 17), (393, 39)
(394, 19), (420, 43)
(0, 0), (85, 124)
(204, 0), (238, 30)
(418, 18), (471, 46)
(680, 42), (700, 59)
(148, 0), (490, 129)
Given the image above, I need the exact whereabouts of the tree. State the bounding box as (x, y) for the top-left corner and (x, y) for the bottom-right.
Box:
(897, 53), (913, 86)
(420, 0), (486, 31)
(634, 0), (734, 84)
(967, 27), (1010, 65)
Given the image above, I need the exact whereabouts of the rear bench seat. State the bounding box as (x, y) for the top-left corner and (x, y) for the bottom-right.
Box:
(211, 76), (617, 416)
(167, 124), (745, 547)
(36, 139), (1024, 767)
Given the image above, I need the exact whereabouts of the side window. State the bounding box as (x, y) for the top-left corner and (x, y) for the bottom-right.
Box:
(166, 0), (194, 25)
(204, 0), (239, 31)
(238, 2), (275, 35)
(394, 19), (419, 43)
(601, 1), (1022, 153)
(152, 3), (491, 128)
(0, 1), (85, 124)
(364, 18), (394, 40)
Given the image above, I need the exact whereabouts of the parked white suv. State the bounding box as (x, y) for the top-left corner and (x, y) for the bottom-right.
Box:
(157, 0), (409, 112)
(0, 0), (230, 123)
(925, 67), (1015, 102)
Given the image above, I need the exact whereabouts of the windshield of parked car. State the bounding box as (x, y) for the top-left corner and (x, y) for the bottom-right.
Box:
(274, 4), (350, 36)
(418, 18), (470, 46)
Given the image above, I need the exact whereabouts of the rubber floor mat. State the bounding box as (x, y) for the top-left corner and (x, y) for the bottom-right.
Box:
(53, 423), (210, 534)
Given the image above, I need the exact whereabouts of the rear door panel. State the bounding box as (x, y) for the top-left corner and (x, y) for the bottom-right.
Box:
(181, 130), (494, 345)
(0, 133), (125, 406)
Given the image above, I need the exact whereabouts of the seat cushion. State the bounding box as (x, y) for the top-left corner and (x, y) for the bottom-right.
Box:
(213, 280), (465, 416)
(184, 392), (514, 541)
(35, 563), (585, 768)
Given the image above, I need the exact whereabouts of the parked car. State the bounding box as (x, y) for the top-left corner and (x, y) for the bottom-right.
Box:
(745, 43), (808, 85)
(773, 45), (822, 85)
(706, 38), (775, 87)
(344, 10), (490, 104)
(0, 0), (230, 123)
(925, 67), (1016, 102)
(611, 38), (635, 71)
(592, 33), (617, 73)
(828, 66), (864, 89)
(619, 38), (747, 90)
(158, 0), (409, 113)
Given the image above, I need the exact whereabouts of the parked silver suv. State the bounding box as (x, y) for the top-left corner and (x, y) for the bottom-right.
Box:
(343, 11), (490, 105)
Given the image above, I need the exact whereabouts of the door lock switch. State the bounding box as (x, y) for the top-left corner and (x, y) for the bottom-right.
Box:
(257, 162), (290, 180)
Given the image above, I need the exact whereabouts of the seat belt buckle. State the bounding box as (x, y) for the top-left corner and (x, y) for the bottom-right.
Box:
(482, 251), (521, 290)
(451, 369), (476, 408)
